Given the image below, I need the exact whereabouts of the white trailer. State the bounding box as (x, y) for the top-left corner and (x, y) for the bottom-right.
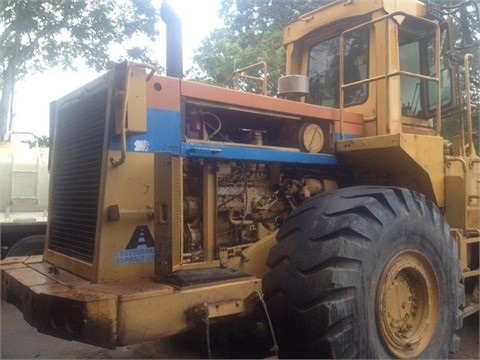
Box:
(0, 132), (49, 258)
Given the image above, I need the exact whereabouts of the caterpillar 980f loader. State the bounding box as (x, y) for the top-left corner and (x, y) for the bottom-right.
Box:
(1, 0), (478, 358)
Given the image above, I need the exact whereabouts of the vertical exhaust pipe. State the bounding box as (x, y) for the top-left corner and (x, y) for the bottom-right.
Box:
(161, 1), (183, 79)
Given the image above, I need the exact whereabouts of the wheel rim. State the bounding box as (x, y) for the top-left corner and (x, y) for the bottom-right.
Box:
(376, 250), (439, 358)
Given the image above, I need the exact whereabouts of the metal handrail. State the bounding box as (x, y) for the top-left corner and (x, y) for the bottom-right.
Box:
(464, 53), (477, 158)
(109, 62), (156, 168)
(233, 61), (268, 95)
(339, 11), (441, 139)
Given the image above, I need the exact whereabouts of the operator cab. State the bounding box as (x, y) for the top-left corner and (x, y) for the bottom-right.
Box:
(285, 0), (457, 137)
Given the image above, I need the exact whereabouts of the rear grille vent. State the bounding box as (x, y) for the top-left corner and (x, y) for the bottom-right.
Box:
(48, 88), (109, 263)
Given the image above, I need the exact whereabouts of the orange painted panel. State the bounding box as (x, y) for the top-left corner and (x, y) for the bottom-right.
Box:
(180, 80), (363, 134)
(146, 76), (181, 111)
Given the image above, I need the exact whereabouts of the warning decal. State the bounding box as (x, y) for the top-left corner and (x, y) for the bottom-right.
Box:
(115, 225), (155, 265)
(125, 225), (155, 249)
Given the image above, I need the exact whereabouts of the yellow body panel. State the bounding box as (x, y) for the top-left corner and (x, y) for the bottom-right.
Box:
(1, 256), (260, 348)
(446, 156), (480, 282)
(99, 151), (155, 282)
(283, 0), (425, 48)
(445, 157), (479, 230)
(226, 230), (278, 279)
(43, 152), (156, 283)
(115, 277), (260, 345)
(337, 134), (445, 206)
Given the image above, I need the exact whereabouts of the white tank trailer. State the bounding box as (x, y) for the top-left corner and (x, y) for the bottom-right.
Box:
(0, 133), (49, 258)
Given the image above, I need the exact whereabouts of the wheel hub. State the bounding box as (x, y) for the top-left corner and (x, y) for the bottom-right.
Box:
(376, 251), (439, 358)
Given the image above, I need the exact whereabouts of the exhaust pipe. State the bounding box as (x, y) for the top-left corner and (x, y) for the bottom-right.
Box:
(161, 1), (183, 79)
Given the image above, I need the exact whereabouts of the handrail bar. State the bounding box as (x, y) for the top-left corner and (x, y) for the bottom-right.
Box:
(233, 61), (268, 95)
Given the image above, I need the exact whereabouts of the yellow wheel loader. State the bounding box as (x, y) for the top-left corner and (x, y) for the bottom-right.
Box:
(1, 0), (478, 358)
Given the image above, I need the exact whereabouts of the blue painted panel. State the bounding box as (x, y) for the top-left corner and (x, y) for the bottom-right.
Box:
(333, 132), (358, 142)
(108, 108), (181, 152)
(107, 108), (358, 166)
(181, 142), (338, 165)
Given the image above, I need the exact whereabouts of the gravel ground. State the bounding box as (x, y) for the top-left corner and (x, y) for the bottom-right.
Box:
(449, 314), (480, 360)
(1, 299), (478, 359)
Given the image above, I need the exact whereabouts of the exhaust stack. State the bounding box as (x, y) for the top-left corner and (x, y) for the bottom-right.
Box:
(161, 1), (183, 79)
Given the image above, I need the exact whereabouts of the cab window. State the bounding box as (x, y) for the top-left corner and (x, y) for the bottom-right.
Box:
(400, 26), (453, 118)
(307, 28), (368, 107)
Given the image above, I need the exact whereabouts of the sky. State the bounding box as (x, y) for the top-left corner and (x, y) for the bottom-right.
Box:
(11, 0), (223, 137)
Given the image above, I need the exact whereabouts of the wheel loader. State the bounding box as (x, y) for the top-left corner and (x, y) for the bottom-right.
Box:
(1, 0), (478, 358)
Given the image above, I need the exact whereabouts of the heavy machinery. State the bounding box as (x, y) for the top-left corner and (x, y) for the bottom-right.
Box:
(1, 0), (479, 358)
(0, 132), (48, 258)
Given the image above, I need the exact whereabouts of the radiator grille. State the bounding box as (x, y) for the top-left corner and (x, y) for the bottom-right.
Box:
(48, 88), (109, 263)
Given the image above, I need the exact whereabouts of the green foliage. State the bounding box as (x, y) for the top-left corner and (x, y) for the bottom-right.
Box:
(0, 0), (161, 139)
(23, 135), (49, 148)
(0, 0), (159, 74)
(189, 0), (330, 95)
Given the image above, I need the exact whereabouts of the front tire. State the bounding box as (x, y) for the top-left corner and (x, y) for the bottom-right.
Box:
(263, 186), (463, 358)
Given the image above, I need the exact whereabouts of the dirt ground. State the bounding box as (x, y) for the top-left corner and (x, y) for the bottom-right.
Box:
(449, 314), (480, 360)
(1, 299), (478, 359)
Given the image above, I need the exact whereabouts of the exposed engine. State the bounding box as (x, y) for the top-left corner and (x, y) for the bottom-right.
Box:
(182, 158), (336, 263)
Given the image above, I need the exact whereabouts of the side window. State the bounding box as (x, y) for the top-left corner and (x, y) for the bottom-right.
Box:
(307, 37), (339, 107)
(400, 41), (422, 116)
(343, 31), (369, 105)
(307, 28), (368, 107)
(400, 26), (453, 118)
(428, 28), (453, 111)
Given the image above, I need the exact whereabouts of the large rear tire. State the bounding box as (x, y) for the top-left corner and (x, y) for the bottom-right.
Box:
(263, 186), (463, 358)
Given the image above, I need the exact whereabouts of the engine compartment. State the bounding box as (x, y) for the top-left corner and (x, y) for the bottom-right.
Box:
(181, 158), (339, 264)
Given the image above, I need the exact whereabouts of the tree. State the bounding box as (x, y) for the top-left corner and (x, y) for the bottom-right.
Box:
(189, 0), (331, 95)
(436, 0), (480, 144)
(24, 134), (49, 148)
(0, 0), (160, 140)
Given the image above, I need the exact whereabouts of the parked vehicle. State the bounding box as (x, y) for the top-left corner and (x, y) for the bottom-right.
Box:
(1, 1), (478, 358)
(0, 132), (48, 258)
